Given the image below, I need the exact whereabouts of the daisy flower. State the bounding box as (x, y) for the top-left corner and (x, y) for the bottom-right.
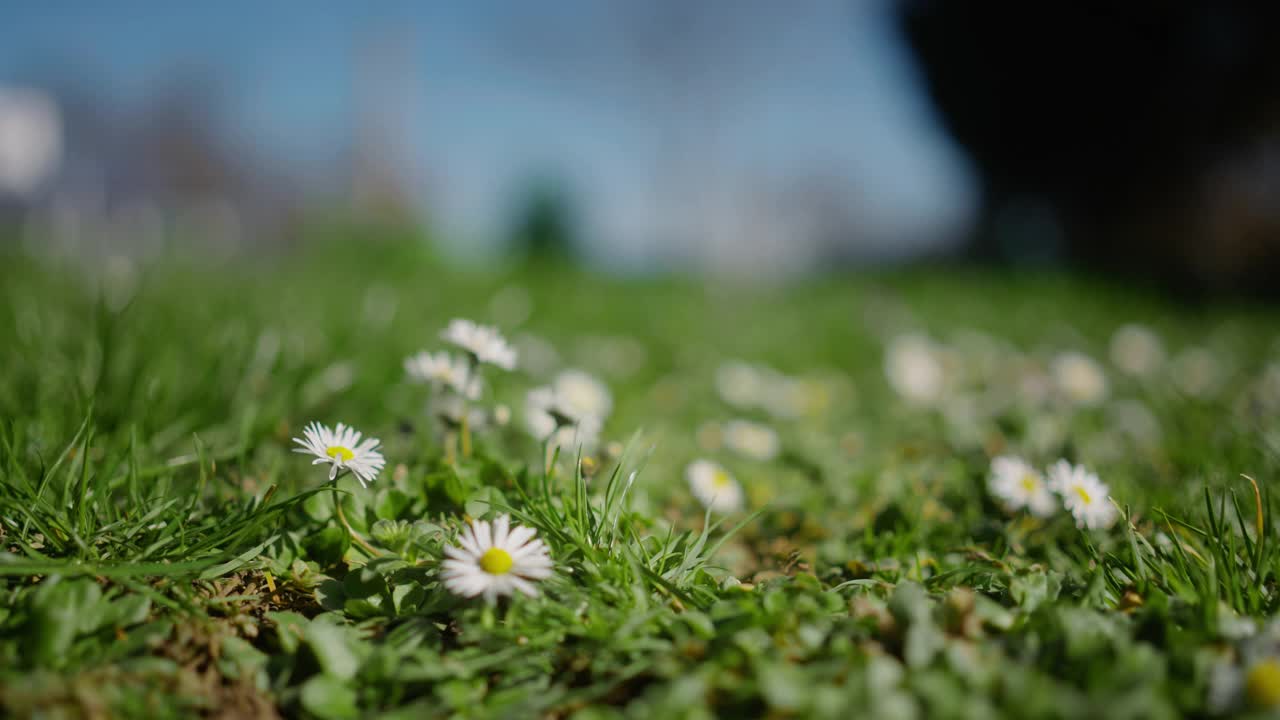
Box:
(551, 369), (613, 421)
(404, 350), (482, 399)
(1051, 351), (1109, 406)
(722, 419), (781, 462)
(1209, 619), (1280, 714)
(686, 459), (744, 513)
(1047, 460), (1118, 529)
(1109, 324), (1165, 377)
(987, 455), (1056, 517)
(715, 361), (767, 410)
(1171, 346), (1221, 399)
(524, 379), (607, 451)
(293, 421), (386, 486)
(442, 515), (553, 602)
(884, 334), (945, 405)
(441, 318), (517, 371)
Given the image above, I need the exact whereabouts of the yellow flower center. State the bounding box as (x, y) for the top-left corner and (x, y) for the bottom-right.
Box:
(1073, 485), (1093, 505)
(1020, 475), (1039, 493)
(1247, 659), (1280, 708)
(712, 470), (732, 489)
(326, 446), (354, 463)
(479, 547), (514, 575)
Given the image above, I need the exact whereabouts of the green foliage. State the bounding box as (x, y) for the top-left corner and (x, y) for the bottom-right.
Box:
(1, 240), (1279, 717)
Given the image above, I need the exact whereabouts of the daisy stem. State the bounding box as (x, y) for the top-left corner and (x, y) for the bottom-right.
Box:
(330, 481), (381, 558)
(460, 413), (472, 459)
(445, 431), (458, 466)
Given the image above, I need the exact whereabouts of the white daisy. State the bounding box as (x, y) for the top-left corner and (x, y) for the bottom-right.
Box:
(441, 318), (517, 370)
(292, 422), (386, 486)
(1171, 346), (1221, 399)
(987, 455), (1056, 517)
(884, 334), (944, 405)
(1109, 324), (1165, 377)
(722, 419), (781, 462)
(524, 380), (607, 451)
(686, 459), (744, 513)
(404, 350), (482, 399)
(551, 369), (613, 421)
(1209, 619), (1280, 713)
(1050, 351), (1109, 406)
(715, 361), (767, 410)
(441, 515), (553, 602)
(1047, 460), (1118, 529)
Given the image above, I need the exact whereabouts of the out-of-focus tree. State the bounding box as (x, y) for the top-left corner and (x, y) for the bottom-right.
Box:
(510, 179), (577, 262)
(899, 0), (1280, 295)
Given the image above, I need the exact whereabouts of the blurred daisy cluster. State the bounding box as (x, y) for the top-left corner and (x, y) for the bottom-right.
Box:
(676, 359), (855, 517)
(878, 320), (1279, 472)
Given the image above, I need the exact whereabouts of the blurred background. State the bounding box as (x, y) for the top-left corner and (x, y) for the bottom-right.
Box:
(2, 0), (1279, 293)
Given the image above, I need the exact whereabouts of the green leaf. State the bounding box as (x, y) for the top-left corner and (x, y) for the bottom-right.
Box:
(374, 489), (412, 520)
(304, 621), (361, 680)
(304, 527), (350, 567)
(198, 534), (278, 580)
(300, 674), (359, 720)
(25, 578), (103, 667)
(268, 611), (311, 654)
(757, 661), (808, 712)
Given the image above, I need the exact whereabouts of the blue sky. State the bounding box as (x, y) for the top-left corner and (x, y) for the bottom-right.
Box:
(2, 0), (977, 267)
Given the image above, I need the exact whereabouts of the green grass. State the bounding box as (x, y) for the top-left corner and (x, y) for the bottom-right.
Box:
(2, 233), (1280, 718)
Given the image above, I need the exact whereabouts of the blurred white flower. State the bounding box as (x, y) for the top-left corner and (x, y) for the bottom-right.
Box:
(722, 419), (781, 462)
(404, 350), (481, 399)
(435, 394), (490, 429)
(442, 515), (553, 602)
(493, 403), (512, 426)
(1051, 352), (1109, 406)
(0, 88), (61, 196)
(988, 455), (1056, 517)
(1171, 346), (1221, 399)
(885, 334), (944, 405)
(292, 421), (386, 486)
(1109, 324), (1165, 377)
(716, 361), (767, 409)
(764, 375), (829, 419)
(1209, 618), (1280, 714)
(550, 422), (602, 452)
(551, 369), (613, 422)
(529, 376), (609, 448)
(524, 387), (561, 441)
(441, 318), (517, 370)
(1047, 460), (1117, 529)
(686, 459), (744, 513)
(1014, 362), (1053, 408)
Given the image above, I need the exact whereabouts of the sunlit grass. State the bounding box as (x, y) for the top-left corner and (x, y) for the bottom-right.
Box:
(2, 236), (1279, 717)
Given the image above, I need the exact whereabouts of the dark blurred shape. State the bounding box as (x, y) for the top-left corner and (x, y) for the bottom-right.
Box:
(899, 0), (1280, 295)
(510, 180), (578, 262)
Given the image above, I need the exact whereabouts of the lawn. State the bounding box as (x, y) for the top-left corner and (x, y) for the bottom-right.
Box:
(2, 232), (1280, 719)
